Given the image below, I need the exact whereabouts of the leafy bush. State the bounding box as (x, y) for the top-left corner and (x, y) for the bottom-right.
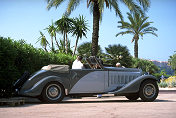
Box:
(104, 44), (132, 68)
(164, 76), (176, 88)
(77, 42), (102, 57)
(168, 53), (176, 74)
(153, 70), (170, 80)
(0, 37), (19, 97)
(0, 37), (74, 97)
(158, 76), (176, 88)
(132, 58), (159, 74)
(158, 81), (168, 88)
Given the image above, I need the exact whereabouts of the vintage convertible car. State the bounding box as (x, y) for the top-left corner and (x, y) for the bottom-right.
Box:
(14, 57), (159, 103)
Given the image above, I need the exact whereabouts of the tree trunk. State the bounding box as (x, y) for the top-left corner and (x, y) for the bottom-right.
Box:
(63, 32), (66, 53)
(91, 2), (100, 56)
(66, 32), (68, 54)
(73, 37), (79, 56)
(134, 39), (139, 58)
(44, 46), (48, 52)
(54, 32), (60, 49)
(51, 36), (54, 52)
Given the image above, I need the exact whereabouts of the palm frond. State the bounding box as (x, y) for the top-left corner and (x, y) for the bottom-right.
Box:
(116, 31), (134, 37)
(127, 12), (135, 27)
(136, 0), (150, 11)
(138, 16), (148, 29)
(109, 0), (123, 21)
(142, 27), (158, 32)
(66, 0), (81, 15)
(47, 0), (65, 10)
(139, 22), (151, 31)
(143, 32), (158, 37)
(121, 0), (144, 16)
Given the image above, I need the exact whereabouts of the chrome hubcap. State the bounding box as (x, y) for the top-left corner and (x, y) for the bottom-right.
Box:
(48, 87), (59, 97)
(143, 83), (156, 98)
(46, 84), (61, 100)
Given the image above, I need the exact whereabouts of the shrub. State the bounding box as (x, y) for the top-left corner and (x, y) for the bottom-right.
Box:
(104, 44), (132, 68)
(168, 53), (176, 74)
(77, 42), (102, 57)
(159, 76), (176, 88)
(158, 81), (168, 88)
(164, 76), (176, 88)
(0, 37), (74, 97)
(132, 58), (159, 74)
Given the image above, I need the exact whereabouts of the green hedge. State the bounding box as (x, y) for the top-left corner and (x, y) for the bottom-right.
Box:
(0, 37), (75, 97)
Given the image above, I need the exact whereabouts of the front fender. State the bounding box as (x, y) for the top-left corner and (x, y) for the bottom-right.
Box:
(19, 76), (69, 97)
(110, 75), (158, 95)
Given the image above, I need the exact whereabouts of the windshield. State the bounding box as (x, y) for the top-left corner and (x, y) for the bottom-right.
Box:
(86, 56), (104, 69)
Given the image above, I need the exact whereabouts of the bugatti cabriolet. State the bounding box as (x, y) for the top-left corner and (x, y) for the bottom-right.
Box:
(14, 56), (159, 103)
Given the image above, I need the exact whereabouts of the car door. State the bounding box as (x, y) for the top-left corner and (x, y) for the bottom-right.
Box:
(69, 69), (106, 94)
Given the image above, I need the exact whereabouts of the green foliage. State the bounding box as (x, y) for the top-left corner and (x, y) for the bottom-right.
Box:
(116, 12), (158, 58)
(36, 31), (49, 52)
(158, 76), (176, 88)
(72, 15), (89, 56)
(46, 0), (150, 56)
(77, 42), (102, 57)
(168, 53), (176, 74)
(132, 58), (159, 74)
(0, 37), (19, 97)
(0, 37), (74, 97)
(153, 70), (170, 80)
(158, 81), (168, 88)
(56, 39), (73, 55)
(55, 16), (74, 54)
(104, 44), (132, 68)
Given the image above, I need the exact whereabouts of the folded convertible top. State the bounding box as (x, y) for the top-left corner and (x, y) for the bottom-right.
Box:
(41, 64), (69, 73)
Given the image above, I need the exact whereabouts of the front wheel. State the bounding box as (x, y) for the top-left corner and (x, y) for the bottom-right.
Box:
(139, 80), (159, 102)
(40, 82), (65, 103)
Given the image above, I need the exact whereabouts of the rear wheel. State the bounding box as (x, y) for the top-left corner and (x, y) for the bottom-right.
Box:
(139, 80), (159, 102)
(125, 93), (139, 101)
(40, 82), (65, 103)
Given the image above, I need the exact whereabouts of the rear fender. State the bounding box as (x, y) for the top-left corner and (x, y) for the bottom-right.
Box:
(19, 76), (67, 97)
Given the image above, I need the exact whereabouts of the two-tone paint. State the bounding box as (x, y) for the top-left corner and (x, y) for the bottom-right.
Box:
(19, 67), (157, 97)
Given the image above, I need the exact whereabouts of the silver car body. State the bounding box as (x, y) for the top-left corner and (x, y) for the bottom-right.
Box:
(18, 65), (157, 97)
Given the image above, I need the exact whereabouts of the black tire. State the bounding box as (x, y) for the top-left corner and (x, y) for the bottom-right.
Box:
(40, 82), (65, 103)
(125, 93), (139, 101)
(139, 80), (159, 102)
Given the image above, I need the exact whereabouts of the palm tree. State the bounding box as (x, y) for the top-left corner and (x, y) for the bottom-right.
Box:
(55, 16), (73, 54)
(105, 44), (132, 67)
(57, 38), (73, 55)
(46, 0), (150, 56)
(116, 12), (158, 58)
(36, 31), (49, 52)
(77, 42), (102, 57)
(72, 15), (89, 56)
(45, 21), (60, 52)
(168, 53), (176, 74)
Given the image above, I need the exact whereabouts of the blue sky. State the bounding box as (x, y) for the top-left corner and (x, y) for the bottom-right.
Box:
(0, 0), (176, 61)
